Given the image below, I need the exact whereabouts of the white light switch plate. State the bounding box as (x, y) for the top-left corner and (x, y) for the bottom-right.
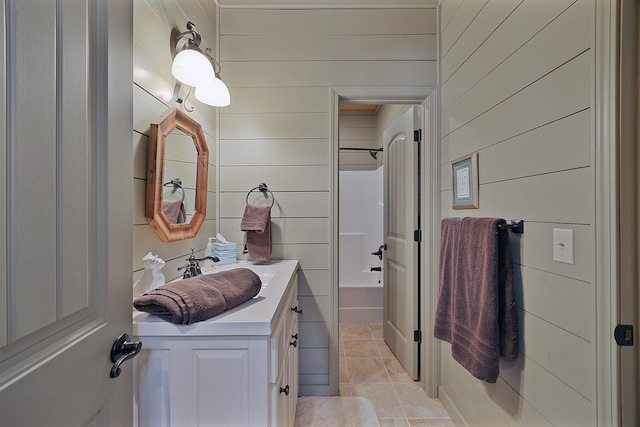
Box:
(553, 228), (574, 264)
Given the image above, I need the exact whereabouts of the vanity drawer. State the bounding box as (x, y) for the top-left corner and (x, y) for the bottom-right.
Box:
(270, 279), (299, 383)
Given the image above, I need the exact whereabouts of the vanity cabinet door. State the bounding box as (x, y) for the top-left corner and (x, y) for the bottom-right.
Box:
(134, 337), (267, 427)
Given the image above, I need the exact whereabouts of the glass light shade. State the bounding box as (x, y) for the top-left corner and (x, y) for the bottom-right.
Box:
(195, 77), (231, 107)
(171, 49), (215, 87)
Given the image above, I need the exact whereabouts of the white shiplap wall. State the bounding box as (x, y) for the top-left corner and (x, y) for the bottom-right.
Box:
(218, 5), (437, 395)
(439, 0), (595, 425)
(339, 110), (378, 171)
(132, 0), (218, 284)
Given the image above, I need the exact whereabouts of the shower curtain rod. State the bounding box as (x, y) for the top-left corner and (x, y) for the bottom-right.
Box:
(339, 147), (383, 152)
(339, 147), (383, 160)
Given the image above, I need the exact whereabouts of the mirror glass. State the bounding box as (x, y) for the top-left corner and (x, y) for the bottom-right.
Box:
(162, 129), (197, 224)
(145, 108), (209, 242)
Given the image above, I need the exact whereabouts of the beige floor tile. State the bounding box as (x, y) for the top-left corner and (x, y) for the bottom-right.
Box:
(347, 357), (391, 384)
(383, 358), (413, 383)
(352, 382), (405, 419)
(340, 357), (349, 383)
(327, 324), (453, 427)
(407, 420), (457, 427)
(341, 322), (374, 340)
(344, 340), (381, 358)
(394, 383), (450, 419)
(376, 339), (396, 358)
(379, 418), (410, 427)
(339, 383), (353, 396)
(368, 322), (384, 339)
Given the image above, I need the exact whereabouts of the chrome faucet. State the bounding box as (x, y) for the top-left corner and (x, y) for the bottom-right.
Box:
(178, 249), (220, 279)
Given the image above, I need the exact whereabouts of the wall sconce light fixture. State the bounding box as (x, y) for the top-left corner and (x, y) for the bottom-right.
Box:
(170, 21), (231, 108)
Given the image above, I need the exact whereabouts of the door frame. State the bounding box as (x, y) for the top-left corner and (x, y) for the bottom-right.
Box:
(617, 0), (639, 425)
(329, 86), (440, 397)
(594, 0), (624, 424)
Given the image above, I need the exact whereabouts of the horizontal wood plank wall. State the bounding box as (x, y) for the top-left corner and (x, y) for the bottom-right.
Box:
(339, 111), (378, 171)
(438, 0), (595, 425)
(132, 0), (219, 284)
(219, 5), (437, 395)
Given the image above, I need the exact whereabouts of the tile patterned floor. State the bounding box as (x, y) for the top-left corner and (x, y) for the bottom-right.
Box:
(339, 322), (455, 427)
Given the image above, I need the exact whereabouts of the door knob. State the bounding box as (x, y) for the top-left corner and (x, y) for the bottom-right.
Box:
(371, 244), (387, 260)
(110, 333), (142, 378)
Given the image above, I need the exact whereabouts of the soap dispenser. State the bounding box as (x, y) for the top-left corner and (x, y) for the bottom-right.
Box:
(205, 237), (214, 257)
(203, 237), (216, 271)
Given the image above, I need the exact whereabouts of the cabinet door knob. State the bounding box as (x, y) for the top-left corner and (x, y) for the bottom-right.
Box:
(291, 333), (298, 340)
(279, 385), (290, 395)
(290, 306), (303, 314)
(289, 339), (297, 347)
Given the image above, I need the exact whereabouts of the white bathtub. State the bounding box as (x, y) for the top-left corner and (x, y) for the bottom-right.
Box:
(339, 281), (383, 323)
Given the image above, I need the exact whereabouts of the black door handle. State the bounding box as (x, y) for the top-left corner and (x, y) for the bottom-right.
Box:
(110, 334), (142, 378)
(371, 267), (381, 272)
(371, 244), (387, 260)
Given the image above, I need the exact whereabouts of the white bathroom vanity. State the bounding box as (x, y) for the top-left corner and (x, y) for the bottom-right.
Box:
(133, 260), (300, 427)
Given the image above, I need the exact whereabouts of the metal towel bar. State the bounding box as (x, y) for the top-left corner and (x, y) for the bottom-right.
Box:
(498, 219), (524, 234)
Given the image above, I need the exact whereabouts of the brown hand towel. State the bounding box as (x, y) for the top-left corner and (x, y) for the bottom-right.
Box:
(433, 217), (519, 383)
(241, 204), (272, 261)
(162, 200), (186, 224)
(133, 268), (261, 325)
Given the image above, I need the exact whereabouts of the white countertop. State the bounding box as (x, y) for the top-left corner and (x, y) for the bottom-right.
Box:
(133, 259), (299, 337)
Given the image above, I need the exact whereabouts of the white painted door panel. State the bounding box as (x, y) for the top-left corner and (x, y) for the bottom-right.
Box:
(0, 1), (133, 425)
(383, 107), (419, 379)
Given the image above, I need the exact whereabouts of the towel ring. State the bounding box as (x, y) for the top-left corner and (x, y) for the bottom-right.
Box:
(246, 182), (275, 208)
(164, 178), (185, 203)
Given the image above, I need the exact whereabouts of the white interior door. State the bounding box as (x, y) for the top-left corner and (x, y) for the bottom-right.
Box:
(0, 1), (134, 425)
(383, 107), (419, 380)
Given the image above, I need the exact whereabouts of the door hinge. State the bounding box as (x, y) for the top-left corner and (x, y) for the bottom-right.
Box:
(414, 129), (422, 143)
(413, 229), (422, 242)
(614, 324), (634, 346)
(413, 330), (422, 343)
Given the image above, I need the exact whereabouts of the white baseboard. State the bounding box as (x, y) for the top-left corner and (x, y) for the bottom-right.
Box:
(438, 385), (470, 427)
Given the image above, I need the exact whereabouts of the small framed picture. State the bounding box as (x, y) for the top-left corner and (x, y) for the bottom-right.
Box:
(451, 152), (478, 209)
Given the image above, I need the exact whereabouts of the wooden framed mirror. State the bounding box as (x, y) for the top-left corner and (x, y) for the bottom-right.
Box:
(146, 108), (208, 242)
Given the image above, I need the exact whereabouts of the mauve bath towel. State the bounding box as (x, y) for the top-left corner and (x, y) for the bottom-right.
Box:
(133, 268), (261, 325)
(434, 217), (519, 383)
(162, 200), (186, 224)
(241, 204), (272, 261)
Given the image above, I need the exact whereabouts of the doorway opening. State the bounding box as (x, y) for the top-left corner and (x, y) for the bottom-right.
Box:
(330, 86), (440, 399)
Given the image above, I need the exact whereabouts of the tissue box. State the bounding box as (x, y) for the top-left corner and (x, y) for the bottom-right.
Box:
(213, 242), (238, 265)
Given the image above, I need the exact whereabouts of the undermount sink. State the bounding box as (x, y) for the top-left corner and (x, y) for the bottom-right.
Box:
(258, 272), (275, 286)
(201, 262), (275, 286)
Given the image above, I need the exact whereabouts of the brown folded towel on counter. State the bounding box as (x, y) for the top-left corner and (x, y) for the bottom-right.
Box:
(241, 204), (272, 261)
(133, 268), (261, 325)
